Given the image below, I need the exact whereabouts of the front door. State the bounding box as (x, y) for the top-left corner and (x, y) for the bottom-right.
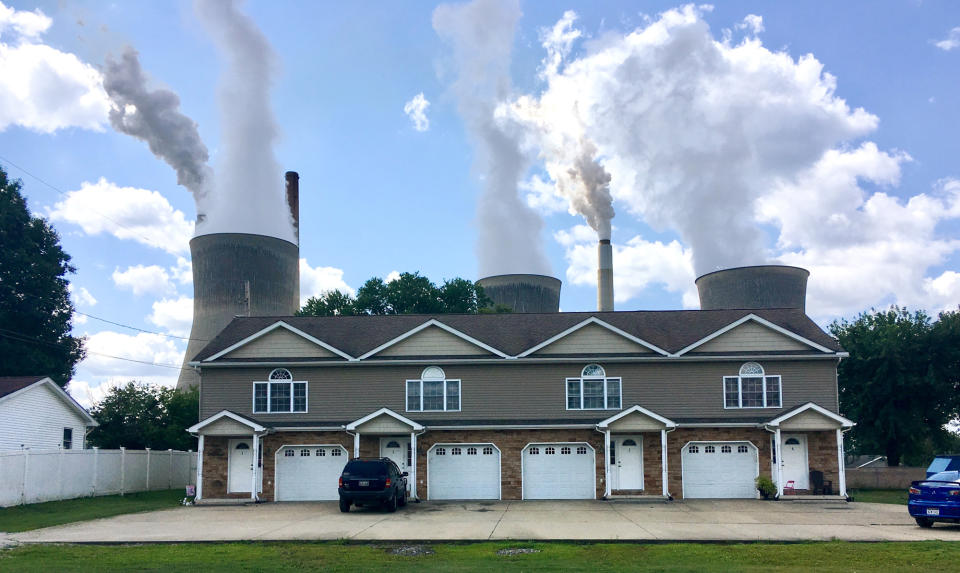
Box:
(379, 437), (411, 493)
(781, 434), (809, 490)
(613, 436), (643, 490)
(227, 439), (253, 493)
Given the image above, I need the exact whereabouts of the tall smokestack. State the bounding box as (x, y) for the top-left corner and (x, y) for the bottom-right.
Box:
(285, 171), (299, 241)
(598, 239), (613, 311)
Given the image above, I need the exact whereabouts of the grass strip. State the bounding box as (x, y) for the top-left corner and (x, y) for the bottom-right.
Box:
(0, 490), (184, 533)
(848, 488), (908, 505)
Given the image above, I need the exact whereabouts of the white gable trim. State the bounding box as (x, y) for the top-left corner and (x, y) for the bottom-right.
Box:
(673, 314), (835, 356)
(187, 410), (266, 433)
(597, 404), (677, 429)
(766, 402), (855, 428)
(345, 407), (424, 431)
(1, 378), (98, 426)
(517, 317), (670, 358)
(357, 319), (509, 360)
(203, 321), (355, 362)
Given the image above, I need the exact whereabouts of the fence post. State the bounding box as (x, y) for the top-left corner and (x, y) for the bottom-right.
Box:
(58, 447), (65, 501)
(120, 447), (126, 496)
(20, 449), (29, 505)
(92, 447), (99, 497)
(168, 449), (174, 489)
(145, 448), (151, 491)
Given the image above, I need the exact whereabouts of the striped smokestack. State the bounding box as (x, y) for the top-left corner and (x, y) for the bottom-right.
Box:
(598, 239), (613, 311)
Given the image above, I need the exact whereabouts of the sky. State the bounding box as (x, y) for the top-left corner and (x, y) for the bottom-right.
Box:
(1, 0), (959, 407)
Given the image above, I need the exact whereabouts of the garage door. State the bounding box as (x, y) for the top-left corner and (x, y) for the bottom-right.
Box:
(275, 445), (348, 501)
(428, 444), (500, 500)
(522, 443), (595, 499)
(681, 442), (758, 499)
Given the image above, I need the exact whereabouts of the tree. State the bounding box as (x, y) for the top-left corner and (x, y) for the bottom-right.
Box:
(0, 166), (85, 387)
(830, 307), (960, 466)
(298, 272), (494, 316)
(88, 382), (199, 451)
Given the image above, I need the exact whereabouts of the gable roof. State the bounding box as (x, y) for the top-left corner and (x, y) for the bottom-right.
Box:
(675, 314), (837, 356)
(0, 376), (98, 426)
(345, 408), (424, 431)
(187, 410), (267, 433)
(766, 402), (855, 428)
(191, 308), (843, 363)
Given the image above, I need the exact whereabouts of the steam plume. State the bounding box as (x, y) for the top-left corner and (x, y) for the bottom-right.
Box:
(433, 0), (551, 277)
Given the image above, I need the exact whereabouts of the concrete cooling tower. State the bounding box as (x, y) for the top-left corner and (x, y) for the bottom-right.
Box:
(477, 274), (562, 313)
(176, 172), (301, 389)
(695, 265), (809, 312)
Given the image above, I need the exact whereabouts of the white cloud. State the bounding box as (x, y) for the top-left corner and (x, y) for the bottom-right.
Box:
(68, 284), (97, 307)
(736, 14), (764, 35)
(112, 264), (175, 297)
(48, 178), (194, 255)
(934, 27), (960, 51)
(74, 331), (184, 380)
(0, 2), (109, 133)
(385, 270), (401, 283)
(299, 258), (354, 306)
(68, 375), (178, 409)
(147, 296), (193, 337)
(522, 173), (568, 214)
(170, 257), (193, 285)
(403, 92), (431, 131)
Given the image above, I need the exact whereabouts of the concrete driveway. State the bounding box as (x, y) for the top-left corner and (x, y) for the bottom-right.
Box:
(6, 500), (960, 544)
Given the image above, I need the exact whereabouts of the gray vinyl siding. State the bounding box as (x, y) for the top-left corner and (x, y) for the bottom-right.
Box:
(199, 359), (840, 424)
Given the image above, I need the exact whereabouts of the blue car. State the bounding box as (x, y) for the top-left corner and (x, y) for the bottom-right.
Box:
(908, 470), (960, 528)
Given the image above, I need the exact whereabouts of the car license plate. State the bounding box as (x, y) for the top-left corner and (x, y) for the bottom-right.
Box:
(359, 480), (369, 487)
(926, 508), (939, 516)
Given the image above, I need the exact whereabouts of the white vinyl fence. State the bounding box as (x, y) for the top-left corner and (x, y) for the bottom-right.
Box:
(0, 448), (197, 507)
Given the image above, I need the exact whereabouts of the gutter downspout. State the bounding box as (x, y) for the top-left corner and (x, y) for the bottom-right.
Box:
(344, 428), (359, 459)
(412, 429), (427, 502)
(662, 426), (677, 500)
(762, 424), (783, 498)
(595, 426), (611, 499)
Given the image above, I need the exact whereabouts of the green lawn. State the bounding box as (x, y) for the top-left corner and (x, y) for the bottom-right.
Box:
(848, 488), (909, 505)
(0, 490), (185, 533)
(2, 541), (959, 572)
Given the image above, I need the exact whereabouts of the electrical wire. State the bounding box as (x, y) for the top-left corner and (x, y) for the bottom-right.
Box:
(0, 328), (190, 371)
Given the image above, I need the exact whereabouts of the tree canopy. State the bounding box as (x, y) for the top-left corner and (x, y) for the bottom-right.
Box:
(298, 272), (497, 316)
(830, 307), (960, 466)
(88, 382), (199, 451)
(0, 166), (85, 387)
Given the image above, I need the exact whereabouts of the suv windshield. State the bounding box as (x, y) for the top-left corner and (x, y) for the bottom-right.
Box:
(343, 461), (388, 478)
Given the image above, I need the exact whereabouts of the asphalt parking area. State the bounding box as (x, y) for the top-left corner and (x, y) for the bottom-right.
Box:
(6, 499), (960, 544)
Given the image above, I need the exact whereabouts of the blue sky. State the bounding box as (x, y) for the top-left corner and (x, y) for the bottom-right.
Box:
(1, 0), (959, 404)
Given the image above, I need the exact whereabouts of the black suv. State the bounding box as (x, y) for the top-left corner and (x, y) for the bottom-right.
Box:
(338, 458), (408, 512)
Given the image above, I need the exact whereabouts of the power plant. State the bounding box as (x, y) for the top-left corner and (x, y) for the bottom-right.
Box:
(176, 172), (301, 389)
(695, 265), (810, 311)
(476, 274), (562, 313)
(597, 239), (614, 312)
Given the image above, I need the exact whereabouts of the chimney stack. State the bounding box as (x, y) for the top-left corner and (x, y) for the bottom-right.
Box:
(597, 239), (614, 311)
(285, 171), (300, 242)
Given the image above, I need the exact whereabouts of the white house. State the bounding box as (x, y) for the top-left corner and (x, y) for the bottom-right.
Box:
(0, 376), (98, 450)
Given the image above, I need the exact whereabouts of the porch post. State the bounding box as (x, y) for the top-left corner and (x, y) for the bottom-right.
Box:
(353, 432), (360, 459)
(660, 428), (669, 498)
(604, 429), (612, 498)
(196, 435), (204, 501)
(774, 428), (783, 497)
(250, 433), (259, 501)
(410, 431), (417, 500)
(836, 428), (847, 497)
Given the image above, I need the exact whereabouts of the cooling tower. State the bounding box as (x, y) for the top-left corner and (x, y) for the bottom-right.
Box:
(695, 265), (809, 312)
(477, 274), (561, 313)
(176, 173), (300, 389)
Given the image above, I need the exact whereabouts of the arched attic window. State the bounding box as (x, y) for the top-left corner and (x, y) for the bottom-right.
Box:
(270, 368), (293, 380)
(739, 362), (764, 376)
(582, 364), (605, 378)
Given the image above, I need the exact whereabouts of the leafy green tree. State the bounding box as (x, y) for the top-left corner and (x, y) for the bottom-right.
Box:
(297, 290), (356, 316)
(830, 307), (960, 466)
(438, 277), (491, 314)
(354, 278), (390, 315)
(88, 382), (198, 451)
(0, 166), (85, 387)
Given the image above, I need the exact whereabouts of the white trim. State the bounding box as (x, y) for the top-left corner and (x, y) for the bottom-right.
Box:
(521, 441), (597, 500)
(272, 443), (349, 502)
(379, 437), (413, 494)
(603, 430), (611, 498)
(203, 321), (355, 362)
(405, 378), (462, 413)
(0, 378), (98, 426)
(597, 404), (677, 429)
(187, 410), (266, 434)
(837, 428), (848, 497)
(780, 433), (810, 490)
(252, 377), (308, 415)
(357, 319), (510, 360)
(196, 434), (205, 500)
(660, 429), (669, 498)
(427, 424), (597, 430)
(345, 407), (424, 431)
(674, 314), (835, 356)
(517, 317), (670, 358)
(565, 375), (622, 411)
(680, 440), (759, 499)
(426, 442), (502, 501)
(766, 402), (855, 428)
(775, 428), (784, 497)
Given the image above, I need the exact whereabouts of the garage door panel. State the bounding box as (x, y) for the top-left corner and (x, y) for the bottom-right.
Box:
(428, 444), (500, 500)
(276, 445), (348, 501)
(682, 442), (758, 499)
(522, 443), (595, 500)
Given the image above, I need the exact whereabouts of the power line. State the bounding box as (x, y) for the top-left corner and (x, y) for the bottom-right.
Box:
(0, 329), (190, 372)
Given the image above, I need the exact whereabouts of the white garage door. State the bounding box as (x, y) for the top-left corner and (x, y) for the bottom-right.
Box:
(428, 444), (500, 500)
(682, 442), (758, 499)
(275, 445), (348, 501)
(522, 443), (595, 499)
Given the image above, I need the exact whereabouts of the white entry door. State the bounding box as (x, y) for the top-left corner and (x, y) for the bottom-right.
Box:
(380, 437), (411, 493)
(522, 443), (595, 499)
(227, 439), (253, 493)
(781, 435), (809, 489)
(612, 436), (643, 490)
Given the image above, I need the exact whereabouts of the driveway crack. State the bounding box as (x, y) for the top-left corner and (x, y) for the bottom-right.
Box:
(609, 503), (660, 539)
(487, 501), (511, 540)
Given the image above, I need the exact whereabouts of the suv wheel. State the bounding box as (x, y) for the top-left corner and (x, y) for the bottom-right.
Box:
(385, 493), (397, 513)
(915, 517), (934, 528)
(398, 489), (407, 507)
(339, 498), (350, 513)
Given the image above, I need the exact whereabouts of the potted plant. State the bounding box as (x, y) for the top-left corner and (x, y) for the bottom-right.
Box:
(756, 476), (776, 500)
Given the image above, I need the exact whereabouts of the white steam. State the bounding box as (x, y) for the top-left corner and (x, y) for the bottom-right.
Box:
(433, 0), (551, 277)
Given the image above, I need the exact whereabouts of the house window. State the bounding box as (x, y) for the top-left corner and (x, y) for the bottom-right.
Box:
(688, 445), (699, 454)
(62, 428), (73, 450)
(566, 364), (622, 410)
(721, 445), (732, 453)
(451, 447), (462, 455)
(406, 367), (460, 412)
(577, 446), (588, 455)
(316, 449), (325, 457)
(545, 447), (556, 455)
(436, 447), (446, 456)
(723, 362), (781, 409)
(253, 369), (307, 413)
(561, 446), (571, 455)
(467, 447), (477, 455)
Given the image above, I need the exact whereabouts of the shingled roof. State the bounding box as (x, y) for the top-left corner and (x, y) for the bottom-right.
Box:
(0, 376), (48, 399)
(191, 308), (842, 363)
